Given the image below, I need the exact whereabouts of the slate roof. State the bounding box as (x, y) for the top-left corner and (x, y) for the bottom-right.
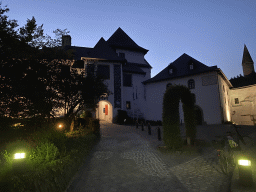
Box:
(90, 37), (125, 61)
(107, 27), (148, 54)
(229, 72), (256, 88)
(143, 53), (218, 84)
(63, 45), (92, 60)
(123, 63), (146, 74)
(65, 28), (152, 74)
(242, 45), (254, 64)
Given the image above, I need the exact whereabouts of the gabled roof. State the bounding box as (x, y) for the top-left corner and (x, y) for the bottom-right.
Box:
(242, 44), (254, 64)
(107, 27), (148, 54)
(90, 37), (124, 61)
(143, 53), (218, 84)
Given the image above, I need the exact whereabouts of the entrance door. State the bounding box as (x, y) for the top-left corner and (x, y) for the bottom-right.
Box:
(105, 104), (108, 115)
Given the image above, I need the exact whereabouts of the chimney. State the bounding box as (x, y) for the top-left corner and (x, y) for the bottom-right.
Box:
(62, 35), (71, 47)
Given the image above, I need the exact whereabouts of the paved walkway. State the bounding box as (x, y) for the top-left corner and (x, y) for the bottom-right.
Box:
(65, 122), (248, 192)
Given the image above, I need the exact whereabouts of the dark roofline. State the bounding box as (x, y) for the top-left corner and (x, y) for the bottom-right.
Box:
(143, 67), (219, 85)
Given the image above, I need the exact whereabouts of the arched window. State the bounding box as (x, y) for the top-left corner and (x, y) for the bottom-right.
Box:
(166, 83), (172, 89)
(188, 79), (195, 89)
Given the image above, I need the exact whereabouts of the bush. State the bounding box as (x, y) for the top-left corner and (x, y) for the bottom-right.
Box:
(80, 110), (92, 118)
(89, 119), (100, 138)
(28, 142), (59, 164)
(30, 127), (68, 155)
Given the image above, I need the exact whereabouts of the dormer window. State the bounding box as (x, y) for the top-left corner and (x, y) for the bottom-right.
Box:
(189, 63), (193, 70)
(169, 68), (173, 74)
(119, 52), (125, 58)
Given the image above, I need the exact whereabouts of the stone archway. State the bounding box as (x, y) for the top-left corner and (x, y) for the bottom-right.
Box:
(96, 100), (113, 123)
(194, 105), (203, 125)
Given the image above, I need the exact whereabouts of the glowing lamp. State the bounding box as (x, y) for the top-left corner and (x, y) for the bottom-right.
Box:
(238, 159), (251, 166)
(14, 153), (26, 159)
(58, 124), (63, 128)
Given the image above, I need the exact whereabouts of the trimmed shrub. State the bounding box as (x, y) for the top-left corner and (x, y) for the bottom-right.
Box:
(162, 85), (196, 149)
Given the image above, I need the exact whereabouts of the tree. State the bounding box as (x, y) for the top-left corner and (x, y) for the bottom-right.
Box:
(0, 3), (110, 130)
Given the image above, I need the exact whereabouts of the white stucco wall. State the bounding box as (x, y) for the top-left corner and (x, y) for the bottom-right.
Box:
(144, 71), (223, 124)
(116, 49), (147, 64)
(82, 60), (123, 122)
(230, 84), (256, 125)
(217, 73), (232, 123)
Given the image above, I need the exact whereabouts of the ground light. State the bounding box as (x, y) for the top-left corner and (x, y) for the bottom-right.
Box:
(13, 152), (26, 172)
(238, 159), (253, 186)
(14, 153), (26, 159)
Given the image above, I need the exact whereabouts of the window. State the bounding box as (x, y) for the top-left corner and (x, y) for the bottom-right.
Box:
(188, 79), (195, 89)
(166, 83), (172, 89)
(190, 64), (193, 70)
(169, 68), (173, 74)
(97, 65), (110, 79)
(119, 52), (125, 58)
(126, 101), (131, 109)
(235, 98), (239, 104)
(123, 73), (132, 87)
(223, 85), (225, 92)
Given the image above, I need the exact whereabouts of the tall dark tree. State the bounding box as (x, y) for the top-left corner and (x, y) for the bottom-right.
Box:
(0, 3), (110, 128)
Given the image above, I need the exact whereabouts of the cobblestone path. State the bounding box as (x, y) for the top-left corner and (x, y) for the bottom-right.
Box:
(66, 121), (230, 192)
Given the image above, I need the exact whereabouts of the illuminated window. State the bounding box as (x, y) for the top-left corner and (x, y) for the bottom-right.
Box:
(235, 98), (239, 104)
(126, 101), (131, 109)
(188, 79), (195, 89)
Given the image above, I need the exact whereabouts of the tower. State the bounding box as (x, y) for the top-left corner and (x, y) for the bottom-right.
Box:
(242, 44), (254, 77)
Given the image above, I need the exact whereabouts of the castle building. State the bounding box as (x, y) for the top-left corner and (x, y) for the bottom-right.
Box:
(63, 28), (256, 125)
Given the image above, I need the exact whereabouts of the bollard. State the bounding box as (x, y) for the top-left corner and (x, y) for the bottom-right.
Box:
(141, 122), (144, 131)
(136, 120), (138, 129)
(157, 127), (161, 141)
(148, 123), (151, 135)
(238, 159), (253, 186)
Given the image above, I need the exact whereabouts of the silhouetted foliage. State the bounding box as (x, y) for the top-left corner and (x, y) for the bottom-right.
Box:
(162, 85), (196, 149)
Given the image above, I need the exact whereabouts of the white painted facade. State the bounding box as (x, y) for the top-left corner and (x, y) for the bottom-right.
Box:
(230, 84), (256, 125)
(144, 71), (230, 124)
(67, 30), (256, 126)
